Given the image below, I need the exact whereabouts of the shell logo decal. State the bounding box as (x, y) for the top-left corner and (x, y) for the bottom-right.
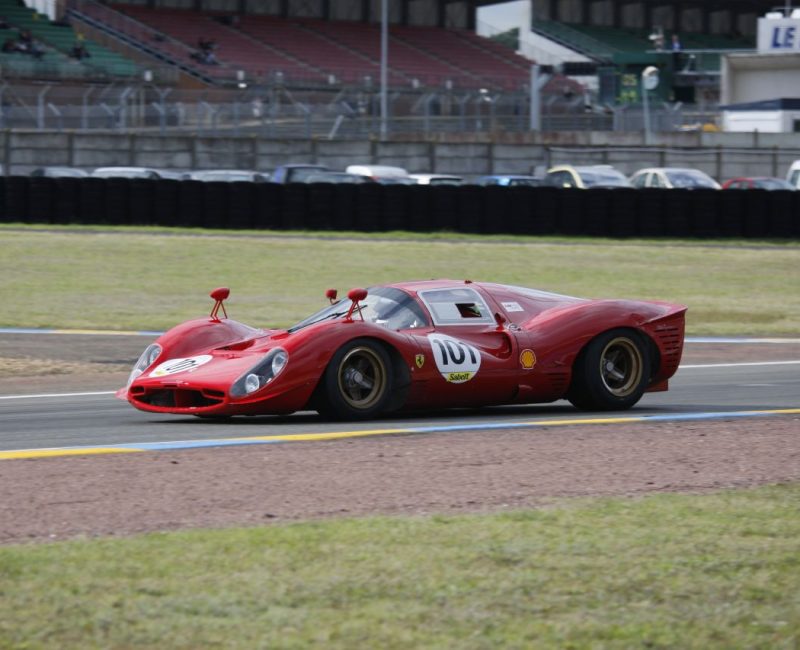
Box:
(428, 333), (481, 384)
(520, 349), (537, 370)
(150, 355), (213, 377)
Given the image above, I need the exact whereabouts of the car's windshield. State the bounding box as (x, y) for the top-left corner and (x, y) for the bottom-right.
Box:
(665, 170), (716, 188)
(579, 170), (630, 187)
(755, 178), (793, 190)
(289, 287), (429, 332)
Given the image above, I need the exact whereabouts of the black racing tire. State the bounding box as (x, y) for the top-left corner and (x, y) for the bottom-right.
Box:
(567, 329), (651, 411)
(318, 338), (394, 420)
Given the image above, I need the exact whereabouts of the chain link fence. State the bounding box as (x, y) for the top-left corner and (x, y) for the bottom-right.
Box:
(0, 81), (713, 137)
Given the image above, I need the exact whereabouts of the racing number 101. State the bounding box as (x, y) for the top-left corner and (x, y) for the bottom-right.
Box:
(433, 339), (477, 366)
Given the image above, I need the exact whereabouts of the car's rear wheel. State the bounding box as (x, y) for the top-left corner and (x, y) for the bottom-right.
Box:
(320, 339), (394, 420)
(568, 329), (651, 411)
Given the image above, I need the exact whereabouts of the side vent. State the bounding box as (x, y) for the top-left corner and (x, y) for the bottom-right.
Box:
(545, 370), (570, 393)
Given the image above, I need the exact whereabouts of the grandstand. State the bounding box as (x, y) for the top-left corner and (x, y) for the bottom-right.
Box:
(65, 2), (534, 91)
(0, 0), (138, 80)
(0, 0), (787, 131)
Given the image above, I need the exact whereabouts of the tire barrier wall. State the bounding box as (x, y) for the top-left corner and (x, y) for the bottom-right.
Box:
(0, 177), (798, 238)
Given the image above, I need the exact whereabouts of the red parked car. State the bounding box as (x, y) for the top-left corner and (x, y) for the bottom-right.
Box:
(119, 281), (686, 419)
(721, 177), (795, 190)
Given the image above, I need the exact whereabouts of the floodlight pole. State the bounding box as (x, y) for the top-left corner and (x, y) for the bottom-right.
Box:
(380, 0), (388, 140)
(529, 64), (541, 131)
(642, 74), (651, 145)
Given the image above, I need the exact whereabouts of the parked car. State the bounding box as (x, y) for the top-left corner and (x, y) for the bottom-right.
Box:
(30, 166), (89, 178)
(91, 166), (162, 179)
(629, 167), (721, 189)
(119, 280), (686, 420)
(155, 169), (190, 181)
(189, 170), (270, 183)
(474, 175), (543, 187)
(303, 172), (374, 184)
(409, 173), (463, 185)
(345, 165), (414, 184)
(721, 177), (795, 190)
(786, 160), (800, 189)
(271, 164), (329, 183)
(544, 165), (631, 189)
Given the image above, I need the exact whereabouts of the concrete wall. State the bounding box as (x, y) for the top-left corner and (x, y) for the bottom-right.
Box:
(6, 130), (800, 181)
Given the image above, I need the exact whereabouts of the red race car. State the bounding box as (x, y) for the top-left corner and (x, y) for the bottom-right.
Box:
(119, 281), (686, 419)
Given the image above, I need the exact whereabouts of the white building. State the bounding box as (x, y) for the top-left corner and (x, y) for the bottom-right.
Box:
(721, 11), (800, 131)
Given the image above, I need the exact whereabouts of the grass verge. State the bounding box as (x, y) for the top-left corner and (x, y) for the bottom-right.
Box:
(1, 226), (798, 334)
(1, 484), (799, 649)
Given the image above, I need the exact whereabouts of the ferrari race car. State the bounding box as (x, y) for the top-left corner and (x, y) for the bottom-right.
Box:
(119, 281), (686, 419)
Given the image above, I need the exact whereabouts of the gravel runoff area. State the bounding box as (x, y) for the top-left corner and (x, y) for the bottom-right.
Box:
(0, 334), (799, 544)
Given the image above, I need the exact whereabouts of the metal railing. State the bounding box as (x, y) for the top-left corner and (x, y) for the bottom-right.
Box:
(0, 89), (637, 135)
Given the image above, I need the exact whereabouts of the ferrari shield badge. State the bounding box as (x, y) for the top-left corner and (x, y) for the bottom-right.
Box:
(415, 354), (425, 369)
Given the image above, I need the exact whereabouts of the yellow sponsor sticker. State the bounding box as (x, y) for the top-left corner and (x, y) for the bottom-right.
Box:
(520, 349), (537, 370)
(447, 371), (475, 383)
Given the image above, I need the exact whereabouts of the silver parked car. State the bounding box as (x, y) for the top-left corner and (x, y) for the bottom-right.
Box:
(630, 167), (721, 189)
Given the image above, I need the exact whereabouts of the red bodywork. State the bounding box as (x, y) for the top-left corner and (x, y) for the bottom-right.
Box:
(119, 280), (686, 417)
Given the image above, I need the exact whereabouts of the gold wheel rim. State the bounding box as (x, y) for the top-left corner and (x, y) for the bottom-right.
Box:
(337, 347), (387, 410)
(599, 337), (643, 398)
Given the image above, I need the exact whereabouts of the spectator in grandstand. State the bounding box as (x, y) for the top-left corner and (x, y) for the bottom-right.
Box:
(2, 37), (16, 53)
(671, 33), (682, 70)
(17, 29), (32, 46)
(14, 30), (44, 59)
(193, 37), (219, 65)
(0, 16), (10, 29)
(70, 41), (90, 60)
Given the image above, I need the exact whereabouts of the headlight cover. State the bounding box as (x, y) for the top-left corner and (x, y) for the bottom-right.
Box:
(230, 348), (288, 398)
(127, 343), (162, 387)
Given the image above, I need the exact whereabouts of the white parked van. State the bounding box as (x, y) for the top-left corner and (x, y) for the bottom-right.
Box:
(787, 160), (800, 189)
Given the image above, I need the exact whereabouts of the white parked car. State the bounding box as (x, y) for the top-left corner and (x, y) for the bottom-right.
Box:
(91, 166), (162, 179)
(189, 170), (269, 183)
(544, 165), (631, 189)
(630, 167), (721, 189)
(787, 160), (800, 189)
(345, 165), (414, 184)
(409, 173), (463, 185)
(30, 166), (89, 178)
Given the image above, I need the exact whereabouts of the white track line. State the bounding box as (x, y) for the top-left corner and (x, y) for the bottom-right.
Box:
(0, 390), (116, 400)
(1, 360), (799, 400)
(680, 360), (800, 369)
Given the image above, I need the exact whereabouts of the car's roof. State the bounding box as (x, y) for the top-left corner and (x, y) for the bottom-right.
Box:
(633, 167), (708, 173)
(380, 278), (580, 300)
(93, 166), (156, 172)
(729, 176), (782, 180)
(484, 174), (538, 179)
(346, 164), (409, 177)
(276, 163), (327, 169)
(548, 165), (622, 172)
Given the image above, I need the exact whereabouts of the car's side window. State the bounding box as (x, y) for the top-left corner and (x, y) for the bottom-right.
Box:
(631, 173), (646, 188)
(419, 288), (494, 326)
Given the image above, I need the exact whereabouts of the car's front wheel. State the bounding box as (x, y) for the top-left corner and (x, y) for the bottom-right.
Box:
(568, 329), (651, 411)
(319, 339), (394, 420)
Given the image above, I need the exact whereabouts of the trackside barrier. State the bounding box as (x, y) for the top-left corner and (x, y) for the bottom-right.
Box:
(0, 177), (798, 238)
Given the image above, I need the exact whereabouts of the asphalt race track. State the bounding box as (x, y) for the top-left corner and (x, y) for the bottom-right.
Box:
(1, 358), (798, 454)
